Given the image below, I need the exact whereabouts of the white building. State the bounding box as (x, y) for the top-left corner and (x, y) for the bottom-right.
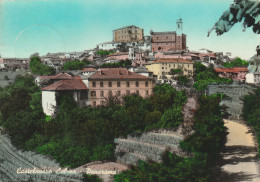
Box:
(97, 42), (121, 50)
(246, 72), (260, 85)
(42, 78), (89, 116)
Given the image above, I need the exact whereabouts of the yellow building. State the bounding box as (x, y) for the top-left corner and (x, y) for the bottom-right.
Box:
(146, 58), (194, 79)
(113, 25), (144, 42)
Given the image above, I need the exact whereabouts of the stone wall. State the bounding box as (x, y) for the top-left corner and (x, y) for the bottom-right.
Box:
(114, 130), (188, 165)
(206, 84), (256, 121)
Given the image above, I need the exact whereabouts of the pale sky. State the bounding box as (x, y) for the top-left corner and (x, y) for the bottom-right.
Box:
(0, 0), (259, 59)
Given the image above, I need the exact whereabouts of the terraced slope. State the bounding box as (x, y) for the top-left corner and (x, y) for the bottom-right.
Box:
(0, 128), (83, 182)
(114, 130), (186, 165)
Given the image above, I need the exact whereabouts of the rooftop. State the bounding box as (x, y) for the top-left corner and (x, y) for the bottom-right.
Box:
(89, 68), (151, 80)
(42, 78), (88, 91)
(113, 25), (142, 31)
(214, 67), (248, 73)
(39, 73), (72, 80)
(150, 31), (177, 35)
(153, 58), (193, 64)
(107, 52), (129, 57)
(82, 68), (96, 72)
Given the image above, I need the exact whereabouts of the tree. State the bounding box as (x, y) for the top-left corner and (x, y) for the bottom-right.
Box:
(30, 57), (56, 75)
(208, 0), (260, 36)
(222, 57), (249, 68)
(96, 49), (115, 57)
(62, 60), (90, 70)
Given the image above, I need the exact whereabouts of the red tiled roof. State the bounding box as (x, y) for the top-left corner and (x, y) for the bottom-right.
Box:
(199, 53), (217, 57)
(107, 52), (128, 57)
(82, 68), (96, 71)
(42, 78), (88, 91)
(51, 73), (72, 79)
(89, 68), (151, 80)
(39, 73), (72, 80)
(214, 67), (248, 73)
(153, 58), (193, 64)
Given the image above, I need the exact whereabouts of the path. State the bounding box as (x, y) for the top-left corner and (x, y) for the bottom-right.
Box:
(217, 120), (260, 182)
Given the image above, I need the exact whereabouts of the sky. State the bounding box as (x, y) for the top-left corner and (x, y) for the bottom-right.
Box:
(0, 0), (259, 59)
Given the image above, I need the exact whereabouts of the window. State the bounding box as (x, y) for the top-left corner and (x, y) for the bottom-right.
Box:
(188, 64), (190, 68)
(136, 90), (139, 95)
(117, 81), (120, 87)
(80, 90), (88, 100)
(126, 81), (130, 87)
(100, 81), (103, 87)
(126, 90), (130, 95)
(117, 91), (121, 96)
(92, 82), (96, 87)
(101, 101), (105, 106)
(145, 81), (148, 87)
(109, 81), (112, 87)
(93, 101), (96, 107)
(108, 91), (112, 96)
(100, 91), (104, 97)
(91, 91), (96, 97)
(136, 81), (139, 87)
(146, 90), (149, 96)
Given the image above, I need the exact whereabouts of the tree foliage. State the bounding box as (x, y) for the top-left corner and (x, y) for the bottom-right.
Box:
(208, 0), (260, 36)
(242, 87), (260, 156)
(194, 62), (232, 91)
(30, 57), (56, 75)
(96, 49), (115, 57)
(0, 81), (187, 170)
(100, 59), (132, 68)
(222, 57), (249, 68)
(62, 60), (90, 70)
(114, 95), (227, 182)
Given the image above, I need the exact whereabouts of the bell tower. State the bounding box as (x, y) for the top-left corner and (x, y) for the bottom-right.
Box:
(176, 18), (183, 35)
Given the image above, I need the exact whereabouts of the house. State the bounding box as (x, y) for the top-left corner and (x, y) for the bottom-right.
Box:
(113, 25), (144, 42)
(105, 52), (129, 62)
(129, 66), (153, 77)
(105, 49), (148, 66)
(246, 72), (260, 84)
(88, 68), (154, 107)
(82, 68), (96, 76)
(150, 31), (186, 52)
(41, 77), (88, 116)
(2, 58), (29, 70)
(145, 58), (194, 80)
(35, 73), (72, 86)
(214, 67), (248, 81)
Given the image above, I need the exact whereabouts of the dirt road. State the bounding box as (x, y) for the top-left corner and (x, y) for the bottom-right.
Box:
(218, 120), (260, 182)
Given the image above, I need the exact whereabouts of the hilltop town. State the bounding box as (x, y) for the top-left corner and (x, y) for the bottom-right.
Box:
(1, 19), (260, 182)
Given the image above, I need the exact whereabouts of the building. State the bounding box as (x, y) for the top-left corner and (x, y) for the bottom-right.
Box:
(146, 58), (194, 80)
(246, 72), (260, 84)
(97, 41), (121, 51)
(42, 77), (89, 116)
(1, 58), (29, 70)
(88, 68), (154, 107)
(104, 50), (149, 66)
(35, 73), (72, 86)
(214, 67), (248, 81)
(129, 67), (153, 77)
(150, 31), (186, 52)
(82, 68), (96, 76)
(113, 25), (144, 42)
